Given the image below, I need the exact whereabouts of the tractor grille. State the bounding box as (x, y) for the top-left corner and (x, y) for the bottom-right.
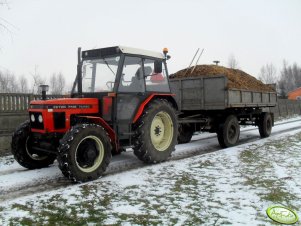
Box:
(53, 112), (66, 129)
(30, 112), (44, 130)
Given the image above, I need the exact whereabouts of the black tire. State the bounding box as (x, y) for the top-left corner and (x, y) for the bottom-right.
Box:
(217, 115), (240, 148)
(57, 124), (112, 182)
(11, 121), (56, 169)
(133, 99), (178, 163)
(178, 123), (194, 144)
(258, 113), (272, 138)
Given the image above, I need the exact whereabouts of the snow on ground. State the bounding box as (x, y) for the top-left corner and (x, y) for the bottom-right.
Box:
(0, 117), (300, 225)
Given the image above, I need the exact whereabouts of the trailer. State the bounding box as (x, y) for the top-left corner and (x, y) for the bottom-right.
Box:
(170, 75), (277, 147)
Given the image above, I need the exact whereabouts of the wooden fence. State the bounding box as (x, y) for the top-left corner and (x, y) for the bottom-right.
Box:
(0, 93), (64, 112)
(269, 99), (301, 118)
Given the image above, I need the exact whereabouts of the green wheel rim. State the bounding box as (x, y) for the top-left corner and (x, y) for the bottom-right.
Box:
(75, 135), (104, 173)
(150, 111), (174, 152)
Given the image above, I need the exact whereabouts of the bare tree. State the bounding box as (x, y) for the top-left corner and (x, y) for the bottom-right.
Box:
(277, 60), (301, 97)
(49, 72), (65, 94)
(19, 75), (29, 93)
(227, 54), (239, 69)
(258, 63), (278, 84)
(0, 69), (20, 93)
(7, 72), (19, 92)
(57, 72), (65, 94)
(0, 1), (16, 45)
(30, 65), (46, 94)
(49, 73), (57, 94)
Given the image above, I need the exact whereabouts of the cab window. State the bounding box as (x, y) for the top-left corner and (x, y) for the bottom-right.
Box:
(144, 59), (170, 92)
(118, 56), (145, 92)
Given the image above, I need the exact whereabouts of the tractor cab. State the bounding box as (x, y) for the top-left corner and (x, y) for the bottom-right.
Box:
(72, 46), (172, 144)
(72, 46), (170, 96)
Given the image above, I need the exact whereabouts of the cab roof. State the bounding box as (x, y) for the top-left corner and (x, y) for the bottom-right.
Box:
(82, 46), (164, 59)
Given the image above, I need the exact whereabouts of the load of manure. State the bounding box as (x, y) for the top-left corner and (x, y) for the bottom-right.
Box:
(169, 65), (275, 92)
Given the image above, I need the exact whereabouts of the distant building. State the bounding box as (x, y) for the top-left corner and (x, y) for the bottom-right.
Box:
(288, 87), (301, 100)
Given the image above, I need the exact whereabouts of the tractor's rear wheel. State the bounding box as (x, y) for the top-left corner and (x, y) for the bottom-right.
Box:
(11, 121), (56, 169)
(133, 99), (178, 163)
(57, 124), (111, 182)
(258, 113), (272, 138)
(217, 115), (240, 148)
(178, 123), (194, 144)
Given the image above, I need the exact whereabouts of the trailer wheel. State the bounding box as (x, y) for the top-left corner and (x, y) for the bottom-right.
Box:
(11, 121), (56, 169)
(217, 115), (240, 148)
(178, 124), (194, 144)
(133, 99), (178, 163)
(57, 124), (111, 182)
(258, 113), (272, 138)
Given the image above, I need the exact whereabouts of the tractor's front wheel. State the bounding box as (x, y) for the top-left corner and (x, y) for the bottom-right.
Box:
(133, 99), (178, 163)
(11, 121), (56, 169)
(57, 124), (112, 182)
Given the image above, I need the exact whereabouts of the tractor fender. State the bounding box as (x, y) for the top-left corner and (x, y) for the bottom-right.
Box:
(132, 93), (178, 123)
(77, 116), (118, 152)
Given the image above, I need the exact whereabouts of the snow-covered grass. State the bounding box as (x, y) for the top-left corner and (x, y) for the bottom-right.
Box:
(0, 127), (301, 225)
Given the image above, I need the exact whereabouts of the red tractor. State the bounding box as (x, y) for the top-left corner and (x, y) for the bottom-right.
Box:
(11, 46), (178, 182)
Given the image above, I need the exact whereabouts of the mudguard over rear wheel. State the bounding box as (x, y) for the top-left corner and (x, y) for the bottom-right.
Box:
(217, 115), (240, 148)
(57, 124), (112, 182)
(133, 99), (178, 163)
(11, 121), (56, 169)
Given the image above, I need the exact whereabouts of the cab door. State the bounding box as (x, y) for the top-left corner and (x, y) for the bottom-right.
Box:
(116, 56), (146, 140)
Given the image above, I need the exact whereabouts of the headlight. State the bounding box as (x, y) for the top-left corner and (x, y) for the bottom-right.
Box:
(30, 114), (35, 122)
(38, 115), (43, 123)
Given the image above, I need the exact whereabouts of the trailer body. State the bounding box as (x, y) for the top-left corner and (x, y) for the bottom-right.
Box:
(170, 75), (277, 111)
(170, 75), (277, 146)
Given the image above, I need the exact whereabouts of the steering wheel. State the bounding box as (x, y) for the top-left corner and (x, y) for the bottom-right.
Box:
(106, 81), (115, 89)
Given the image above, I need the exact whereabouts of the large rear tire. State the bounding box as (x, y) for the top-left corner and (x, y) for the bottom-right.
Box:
(11, 121), (56, 169)
(178, 123), (194, 144)
(217, 115), (240, 148)
(133, 99), (178, 163)
(57, 124), (112, 182)
(258, 113), (272, 138)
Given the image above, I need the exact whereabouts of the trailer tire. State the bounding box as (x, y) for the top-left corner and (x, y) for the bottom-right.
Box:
(178, 124), (194, 144)
(258, 113), (272, 138)
(57, 124), (112, 182)
(11, 121), (56, 169)
(133, 99), (178, 163)
(217, 115), (240, 148)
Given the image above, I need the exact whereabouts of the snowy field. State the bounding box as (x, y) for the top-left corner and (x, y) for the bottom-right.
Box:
(0, 117), (300, 225)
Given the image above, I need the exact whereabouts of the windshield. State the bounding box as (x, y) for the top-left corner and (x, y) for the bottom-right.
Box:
(82, 56), (120, 92)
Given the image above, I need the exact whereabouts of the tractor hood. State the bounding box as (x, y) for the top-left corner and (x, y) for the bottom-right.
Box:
(30, 98), (99, 110)
(28, 98), (100, 133)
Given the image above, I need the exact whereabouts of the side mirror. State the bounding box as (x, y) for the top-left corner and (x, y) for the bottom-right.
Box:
(154, 60), (162, 73)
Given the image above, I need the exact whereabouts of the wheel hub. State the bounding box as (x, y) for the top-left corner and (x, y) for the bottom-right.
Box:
(85, 148), (98, 166)
(75, 136), (104, 173)
(154, 125), (162, 136)
(150, 111), (174, 152)
(25, 137), (48, 161)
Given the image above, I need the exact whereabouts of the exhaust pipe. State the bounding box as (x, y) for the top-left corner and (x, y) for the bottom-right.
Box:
(39, 85), (49, 100)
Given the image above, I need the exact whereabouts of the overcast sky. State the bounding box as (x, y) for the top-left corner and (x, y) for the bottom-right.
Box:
(0, 0), (300, 89)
